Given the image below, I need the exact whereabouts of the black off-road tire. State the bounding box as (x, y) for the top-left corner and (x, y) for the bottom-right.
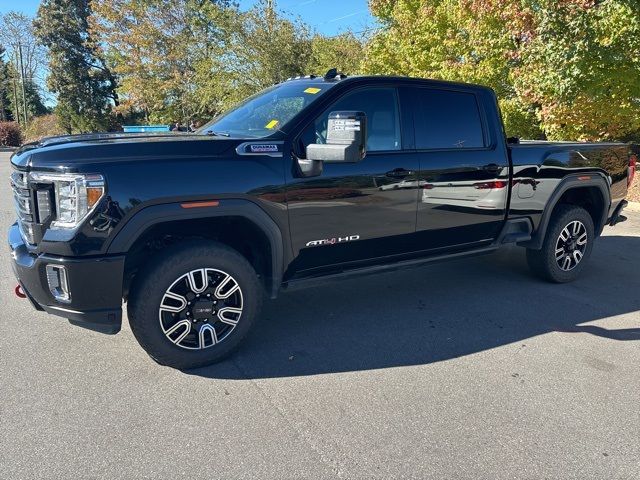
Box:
(526, 204), (595, 283)
(127, 240), (263, 369)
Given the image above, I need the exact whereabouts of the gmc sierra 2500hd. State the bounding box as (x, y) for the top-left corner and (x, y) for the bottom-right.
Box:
(9, 70), (635, 369)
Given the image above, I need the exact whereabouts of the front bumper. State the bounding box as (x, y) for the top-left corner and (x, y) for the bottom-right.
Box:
(9, 222), (125, 334)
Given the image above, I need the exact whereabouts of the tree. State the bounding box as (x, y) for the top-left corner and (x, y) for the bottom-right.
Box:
(35, 0), (119, 133)
(89, 0), (234, 124)
(0, 45), (12, 121)
(0, 12), (46, 81)
(307, 32), (364, 77)
(193, 2), (364, 117)
(364, 0), (640, 141)
(514, 0), (640, 141)
(363, 0), (539, 138)
(0, 12), (48, 125)
(5, 62), (48, 121)
(88, 0), (359, 124)
(193, 1), (314, 115)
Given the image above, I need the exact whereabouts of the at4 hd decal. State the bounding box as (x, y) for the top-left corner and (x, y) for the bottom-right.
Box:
(306, 235), (360, 247)
(250, 144), (279, 153)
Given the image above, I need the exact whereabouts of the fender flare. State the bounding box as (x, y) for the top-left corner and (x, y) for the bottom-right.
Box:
(520, 173), (611, 250)
(106, 199), (285, 298)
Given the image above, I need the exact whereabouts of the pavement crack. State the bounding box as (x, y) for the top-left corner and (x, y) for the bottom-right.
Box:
(231, 357), (348, 479)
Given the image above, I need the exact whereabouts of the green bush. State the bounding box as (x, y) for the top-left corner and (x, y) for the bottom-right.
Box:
(23, 114), (66, 144)
(0, 122), (23, 147)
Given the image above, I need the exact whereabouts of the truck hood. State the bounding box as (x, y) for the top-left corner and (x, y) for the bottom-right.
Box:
(11, 132), (240, 170)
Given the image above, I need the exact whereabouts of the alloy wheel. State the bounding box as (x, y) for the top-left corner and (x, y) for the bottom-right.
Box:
(554, 220), (588, 271)
(158, 268), (243, 350)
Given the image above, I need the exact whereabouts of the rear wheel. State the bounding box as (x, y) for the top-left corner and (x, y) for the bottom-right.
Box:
(526, 204), (595, 283)
(128, 240), (262, 369)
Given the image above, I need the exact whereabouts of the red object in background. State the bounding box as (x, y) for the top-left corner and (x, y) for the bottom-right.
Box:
(629, 154), (637, 188)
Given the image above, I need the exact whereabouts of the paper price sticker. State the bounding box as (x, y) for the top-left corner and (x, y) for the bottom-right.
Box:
(332, 119), (360, 131)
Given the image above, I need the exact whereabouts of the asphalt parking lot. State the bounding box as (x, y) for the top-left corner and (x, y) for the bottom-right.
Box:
(0, 150), (638, 479)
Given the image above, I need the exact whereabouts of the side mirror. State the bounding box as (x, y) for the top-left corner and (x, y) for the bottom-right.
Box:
(306, 111), (367, 163)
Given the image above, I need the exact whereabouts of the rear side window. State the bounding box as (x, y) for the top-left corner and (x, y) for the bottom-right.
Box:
(412, 88), (485, 150)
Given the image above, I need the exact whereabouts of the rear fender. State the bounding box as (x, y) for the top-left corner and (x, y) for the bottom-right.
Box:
(519, 174), (610, 250)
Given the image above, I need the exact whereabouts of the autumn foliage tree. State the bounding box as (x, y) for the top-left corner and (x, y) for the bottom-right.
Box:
(88, 0), (363, 124)
(514, 0), (640, 141)
(365, 0), (640, 142)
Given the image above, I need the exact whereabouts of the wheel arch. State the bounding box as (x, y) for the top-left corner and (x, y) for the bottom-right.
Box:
(107, 199), (285, 299)
(520, 173), (610, 250)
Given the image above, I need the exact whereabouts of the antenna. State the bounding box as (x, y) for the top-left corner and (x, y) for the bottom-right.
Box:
(324, 68), (347, 81)
(324, 68), (338, 80)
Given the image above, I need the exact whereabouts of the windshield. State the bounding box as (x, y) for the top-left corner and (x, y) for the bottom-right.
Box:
(197, 81), (334, 138)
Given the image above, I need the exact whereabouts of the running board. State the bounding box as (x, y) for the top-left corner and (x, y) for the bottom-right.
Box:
(282, 245), (497, 292)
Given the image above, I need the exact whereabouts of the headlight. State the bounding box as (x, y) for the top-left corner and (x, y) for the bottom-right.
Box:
(29, 173), (105, 229)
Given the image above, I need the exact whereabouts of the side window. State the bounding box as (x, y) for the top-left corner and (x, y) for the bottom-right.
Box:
(412, 88), (485, 150)
(303, 87), (401, 152)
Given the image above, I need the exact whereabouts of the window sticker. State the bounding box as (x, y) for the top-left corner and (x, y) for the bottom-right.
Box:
(265, 119), (279, 129)
(304, 87), (321, 95)
(332, 119), (361, 131)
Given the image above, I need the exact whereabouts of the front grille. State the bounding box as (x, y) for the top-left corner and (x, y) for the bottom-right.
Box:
(10, 170), (53, 245)
(10, 170), (36, 244)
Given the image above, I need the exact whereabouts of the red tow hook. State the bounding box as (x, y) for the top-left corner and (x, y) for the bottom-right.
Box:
(14, 284), (26, 299)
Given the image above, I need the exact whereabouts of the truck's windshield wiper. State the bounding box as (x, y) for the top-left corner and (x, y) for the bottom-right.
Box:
(205, 130), (231, 137)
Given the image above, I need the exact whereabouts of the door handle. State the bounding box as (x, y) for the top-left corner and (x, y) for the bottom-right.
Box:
(482, 163), (501, 174)
(385, 168), (413, 178)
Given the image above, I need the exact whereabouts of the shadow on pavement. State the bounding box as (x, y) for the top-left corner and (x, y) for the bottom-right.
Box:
(187, 235), (640, 380)
(555, 325), (640, 341)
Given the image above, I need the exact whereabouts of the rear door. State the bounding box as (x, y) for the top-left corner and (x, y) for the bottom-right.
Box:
(403, 86), (510, 250)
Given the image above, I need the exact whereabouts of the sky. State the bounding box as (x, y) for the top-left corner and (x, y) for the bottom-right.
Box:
(0, 0), (376, 36)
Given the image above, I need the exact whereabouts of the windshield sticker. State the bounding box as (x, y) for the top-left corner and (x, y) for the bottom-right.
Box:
(250, 144), (279, 153)
(265, 119), (279, 129)
(304, 87), (321, 94)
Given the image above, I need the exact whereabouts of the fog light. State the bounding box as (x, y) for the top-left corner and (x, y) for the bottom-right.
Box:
(46, 265), (71, 303)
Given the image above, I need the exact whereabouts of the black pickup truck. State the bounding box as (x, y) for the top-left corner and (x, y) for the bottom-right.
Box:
(9, 71), (635, 368)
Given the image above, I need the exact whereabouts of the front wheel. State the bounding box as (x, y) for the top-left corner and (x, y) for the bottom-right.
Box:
(526, 204), (595, 283)
(128, 240), (263, 369)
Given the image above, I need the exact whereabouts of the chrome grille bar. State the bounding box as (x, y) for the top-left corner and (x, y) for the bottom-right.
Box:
(11, 169), (36, 244)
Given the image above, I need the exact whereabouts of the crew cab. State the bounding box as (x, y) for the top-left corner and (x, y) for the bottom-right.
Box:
(9, 71), (635, 369)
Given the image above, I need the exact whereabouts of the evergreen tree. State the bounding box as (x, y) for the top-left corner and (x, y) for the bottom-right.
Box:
(35, 0), (119, 133)
(0, 45), (12, 121)
(3, 62), (47, 124)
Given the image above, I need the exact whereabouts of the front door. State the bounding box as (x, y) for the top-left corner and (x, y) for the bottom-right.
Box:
(286, 86), (420, 273)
